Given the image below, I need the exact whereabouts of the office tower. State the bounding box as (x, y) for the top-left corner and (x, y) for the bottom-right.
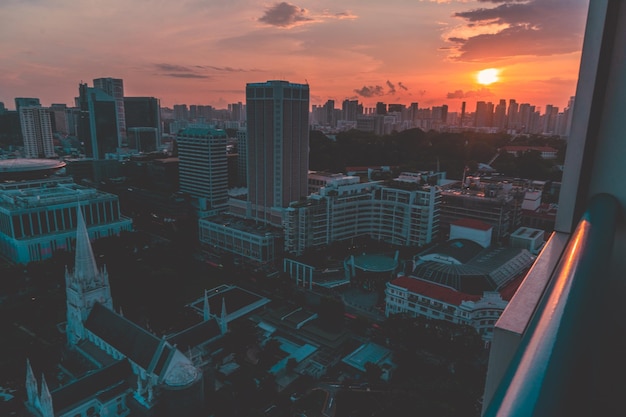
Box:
(19, 106), (56, 158)
(432, 105), (448, 123)
(236, 128), (247, 187)
(542, 104), (559, 134)
(494, 99), (507, 131)
(376, 101), (387, 115)
(177, 127), (229, 214)
(49, 104), (68, 134)
(565, 96), (575, 138)
(93, 77), (126, 147)
(388, 104), (405, 113)
(230, 102), (244, 122)
(507, 99), (519, 130)
(0, 102), (5, 114)
(64, 107), (81, 136)
(15, 97), (40, 114)
(409, 102), (419, 122)
(475, 101), (494, 127)
(77, 83), (118, 159)
(246, 80), (310, 225)
(342, 99), (359, 121)
(124, 96), (162, 152)
(461, 101), (466, 126)
(323, 99), (335, 127)
(173, 104), (189, 121)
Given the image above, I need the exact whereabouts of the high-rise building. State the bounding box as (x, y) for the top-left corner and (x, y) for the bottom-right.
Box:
(475, 101), (494, 127)
(177, 127), (229, 215)
(124, 96), (162, 152)
(19, 106), (56, 158)
(342, 99), (359, 121)
(494, 99), (507, 131)
(93, 77), (126, 147)
(15, 97), (41, 114)
(77, 83), (118, 159)
(507, 99), (519, 130)
(49, 103), (68, 134)
(245, 80), (310, 225)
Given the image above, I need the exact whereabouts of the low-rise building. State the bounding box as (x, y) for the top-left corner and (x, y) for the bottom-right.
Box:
(0, 177), (131, 263)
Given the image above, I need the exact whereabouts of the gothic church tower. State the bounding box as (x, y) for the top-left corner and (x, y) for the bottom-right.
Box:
(65, 204), (113, 347)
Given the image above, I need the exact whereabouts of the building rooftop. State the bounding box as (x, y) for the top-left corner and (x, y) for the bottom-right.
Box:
(51, 360), (132, 415)
(451, 218), (493, 231)
(201, 214), (283, 238)
(413, 240), (535, 294)
(0, 179), (113, 210)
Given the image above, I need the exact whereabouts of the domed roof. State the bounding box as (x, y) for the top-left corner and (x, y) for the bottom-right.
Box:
(164, 363), (200, 387)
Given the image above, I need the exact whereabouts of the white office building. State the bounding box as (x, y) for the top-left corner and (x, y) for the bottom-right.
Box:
(284, 173), (441, 256)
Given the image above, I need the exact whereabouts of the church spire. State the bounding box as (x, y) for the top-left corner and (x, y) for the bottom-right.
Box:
(25, 358), (38, 405)
(73, 204), (99, 282)
(39, 374), (54, 417)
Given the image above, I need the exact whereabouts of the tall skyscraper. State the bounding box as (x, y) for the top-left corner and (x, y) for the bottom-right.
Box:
(78, 83), (118, 159)
(93, 77), (126, 147)
(177, 127), (229, 215)
(124, 96), (162, 152)
(15, 97), (40, 114)
(246, 80), (310, 225)
(19, 106), (56, 158)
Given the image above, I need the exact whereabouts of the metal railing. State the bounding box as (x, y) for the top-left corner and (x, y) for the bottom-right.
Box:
(483, 193), (620, 416)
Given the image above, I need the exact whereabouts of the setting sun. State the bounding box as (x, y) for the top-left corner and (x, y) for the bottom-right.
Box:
(477, 68), (500, 85)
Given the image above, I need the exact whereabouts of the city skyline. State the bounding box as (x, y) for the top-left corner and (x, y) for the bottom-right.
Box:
(1, 0), (588, 112)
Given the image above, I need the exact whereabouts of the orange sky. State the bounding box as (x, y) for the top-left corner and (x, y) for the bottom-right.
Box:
(0, 0), (589, 113)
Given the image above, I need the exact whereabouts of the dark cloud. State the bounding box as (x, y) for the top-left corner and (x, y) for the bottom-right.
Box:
(163, 73), (210, 79)
(398, 82), (408, 91)
(449, 0), (587, 61)
(258, 2), (312, 28)
(354, 85), (385, 97)
(386, 80), (396, 94)
(197, 65), (262, 72)
(446, 88), (493, 99)
(155, 63), (193, 72)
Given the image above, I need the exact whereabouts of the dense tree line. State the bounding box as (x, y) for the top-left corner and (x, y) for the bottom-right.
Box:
(309, 128), (566, 181)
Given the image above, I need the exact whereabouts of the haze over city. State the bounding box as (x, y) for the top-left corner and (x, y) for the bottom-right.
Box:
(1, 0), (589, 111)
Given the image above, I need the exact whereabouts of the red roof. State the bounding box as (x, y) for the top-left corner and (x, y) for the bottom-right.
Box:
(498, 273), (527, 301)
(451, 218), (493, 231)
(389, 276), (482, 306)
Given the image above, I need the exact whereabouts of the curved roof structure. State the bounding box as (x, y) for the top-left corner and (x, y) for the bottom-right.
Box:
(0, 158), (66, 180)
(411, 240), (535, 295)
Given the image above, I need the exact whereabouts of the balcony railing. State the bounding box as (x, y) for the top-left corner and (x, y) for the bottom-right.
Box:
(483, 193), (620, 416)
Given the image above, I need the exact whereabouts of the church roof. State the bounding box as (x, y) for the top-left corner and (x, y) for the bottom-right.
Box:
(85, 303), (169, 372)
(167, 319), (221, 352)
(51, 360), (132, 414)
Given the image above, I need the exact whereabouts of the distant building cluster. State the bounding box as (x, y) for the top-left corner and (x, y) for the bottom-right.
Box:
(309, 96), (574, 137)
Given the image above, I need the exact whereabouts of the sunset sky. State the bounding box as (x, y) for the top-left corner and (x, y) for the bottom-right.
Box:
(1, 0), (589, 113)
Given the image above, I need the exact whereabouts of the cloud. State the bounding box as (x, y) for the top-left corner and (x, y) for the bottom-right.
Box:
(258, 2), (313, 28)
(163, 73), (210, 79)
(386, 80), (396, 94)
(446, 0), (588, 61)
(446, 87), (493, 99)
(398, 82), (408, 91)
(154, 63), (209, 79)
(354, 85), (385, 97)
(155, 63), (194, 72)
